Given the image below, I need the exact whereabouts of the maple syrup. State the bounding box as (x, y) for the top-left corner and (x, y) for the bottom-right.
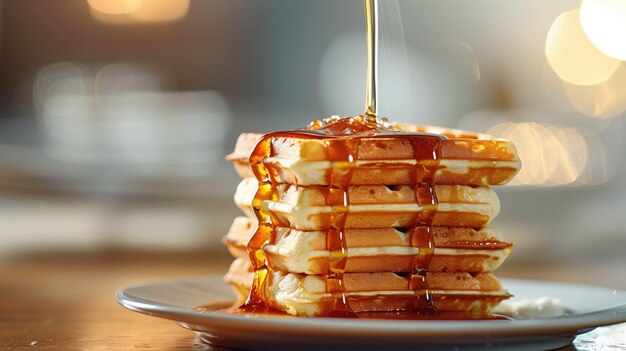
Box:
(364, 0), (378, 117)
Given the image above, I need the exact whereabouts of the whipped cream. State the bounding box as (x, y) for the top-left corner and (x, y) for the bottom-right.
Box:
(493, 296), (568, 319)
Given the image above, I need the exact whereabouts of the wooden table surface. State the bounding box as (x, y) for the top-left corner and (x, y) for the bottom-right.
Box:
(1, 251), (624, 350)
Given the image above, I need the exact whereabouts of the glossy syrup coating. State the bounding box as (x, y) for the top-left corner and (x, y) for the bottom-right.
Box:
(242, 116), (449, 317)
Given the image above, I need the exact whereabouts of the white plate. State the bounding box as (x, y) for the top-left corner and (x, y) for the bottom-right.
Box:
(116, 275), (626, 351)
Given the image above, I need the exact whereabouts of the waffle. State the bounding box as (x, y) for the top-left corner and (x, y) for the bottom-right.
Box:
(234, 178), (500, 229)
(268, 271), (510, 317)
(223, 117), (518, 318)
(224, 257), (253, 303)
(226, 124), (520, 186)
(223, 216), (255, 259)
(224, 258), (509, 317)
(223, 216), (512, 273)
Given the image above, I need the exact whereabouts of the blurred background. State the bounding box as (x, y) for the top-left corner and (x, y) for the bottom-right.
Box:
(0, 0), (624, 278)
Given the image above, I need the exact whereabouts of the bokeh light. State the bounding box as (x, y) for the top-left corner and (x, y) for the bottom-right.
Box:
(574, 128), (613, 185)
(545, 9), (621, 86)
(94, 63), (163, 106)
(580, 0), (626, 61)
(86, 0), (142, 15)
(562, 64), (626, 119)
(87, 0), (190, 24)
(546, 125), (588, 185)
(33, 61), (230, 174)
(487, 122), (599, 186)
(33, 61), (92, 117)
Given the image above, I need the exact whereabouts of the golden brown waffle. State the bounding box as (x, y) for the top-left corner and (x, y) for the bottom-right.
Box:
(234, 178), (500, 229)
(226, 124), (520, 186)
(222, 216), (254, 259)
(224, 258), (509, 317)
(267, 271), (509, 317)
(224, 217), (512, 274)
(224, 118), (517, 317)
(224, 258), (253, 303)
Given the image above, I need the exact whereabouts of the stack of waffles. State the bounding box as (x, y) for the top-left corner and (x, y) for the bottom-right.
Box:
(223, 116), (520, 317)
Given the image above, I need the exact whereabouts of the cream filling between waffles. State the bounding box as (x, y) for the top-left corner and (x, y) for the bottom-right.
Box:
(234, 178), (501, 226)
(269, 272), (510, 316)
(267, 158), (520, 183)
(264, 229), (510, 273)
(266, 202), (496, 218)
(263, 201), (498, 231)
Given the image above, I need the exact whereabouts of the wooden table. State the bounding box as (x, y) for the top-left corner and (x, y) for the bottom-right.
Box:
(1, 251), (624, 350)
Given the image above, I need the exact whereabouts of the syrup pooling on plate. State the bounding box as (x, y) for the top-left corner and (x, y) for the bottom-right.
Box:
(197, 303), (511, 320)
(242, 116), (448, 316)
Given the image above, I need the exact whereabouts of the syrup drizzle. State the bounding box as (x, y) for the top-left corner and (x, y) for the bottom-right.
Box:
(364, 0), (378, 117)
(242, 116), (446, 316)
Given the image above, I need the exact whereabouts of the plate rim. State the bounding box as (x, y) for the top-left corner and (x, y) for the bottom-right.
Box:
(116, 275), (626, 338)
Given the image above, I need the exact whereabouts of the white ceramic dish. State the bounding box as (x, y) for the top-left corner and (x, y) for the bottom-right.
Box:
(116, 275), (626, 351)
